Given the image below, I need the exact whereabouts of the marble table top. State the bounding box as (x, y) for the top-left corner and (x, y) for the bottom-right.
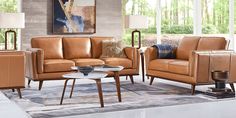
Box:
(63, 72), (108, 79)
(71, 66), (124, 72)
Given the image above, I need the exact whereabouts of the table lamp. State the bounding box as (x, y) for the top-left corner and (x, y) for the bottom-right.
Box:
(0, 13), (25, 50)
(125, 15), (148, 49)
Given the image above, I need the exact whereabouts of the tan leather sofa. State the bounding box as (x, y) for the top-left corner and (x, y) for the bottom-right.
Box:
(26, 37), (139, 90)
(145, 36), (236, 94)
(0, 51), (25, 98)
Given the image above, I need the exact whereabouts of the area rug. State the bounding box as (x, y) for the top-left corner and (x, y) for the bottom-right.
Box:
(2, 81), (227, 118)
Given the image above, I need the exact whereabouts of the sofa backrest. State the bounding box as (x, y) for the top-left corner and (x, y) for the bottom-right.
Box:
(31, 37), (63, 59)
(176, 36), (227, 60)
(197, 37), (226, 50)
(63, 37), (92, 59)
(176, 36), (200, 60)
(90, 37), (114, 58)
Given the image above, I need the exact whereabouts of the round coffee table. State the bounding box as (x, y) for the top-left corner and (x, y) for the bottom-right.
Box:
(71, 66), (124, 103)
(61, 66), (124, 107)
(60, 72), (107, 107)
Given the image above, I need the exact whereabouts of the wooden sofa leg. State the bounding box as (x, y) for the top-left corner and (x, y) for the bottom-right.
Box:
(150, 77), (154, 85)
(16, 88), (22, 99)
(28, 80), (31, 86)
(12, 89), (15, 92)
(191, 85), (196, 95)
(229, 83), (235, 92)
(39, 81), (43, 90)
(129, 75), (134, 84)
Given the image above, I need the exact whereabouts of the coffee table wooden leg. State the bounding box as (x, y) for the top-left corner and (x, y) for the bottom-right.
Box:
(95, 79), (104, 107)
(114, 72), (122, 102)
(60, 79), (69, 105)
(70, 79), (76, 98)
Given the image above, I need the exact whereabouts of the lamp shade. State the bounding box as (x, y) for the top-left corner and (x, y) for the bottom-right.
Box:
(0, 13), (25, 28)
(125, 15), (148, 29)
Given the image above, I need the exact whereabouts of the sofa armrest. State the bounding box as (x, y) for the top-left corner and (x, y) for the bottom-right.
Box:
(144, 47), (158, 70)
(190, 50), (235, 83)
(25, 48), (44, 80)
(0, 51), (25, 87)
(124, 47), (139, 69)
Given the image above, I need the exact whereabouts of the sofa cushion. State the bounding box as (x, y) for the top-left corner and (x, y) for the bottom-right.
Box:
(148, 59), (175, 72)
(73, 59), (105, 66)
(44, 59), (75, 73)
(90, 37), (114, 58)
(197, 37), (226, 50)
(31, 37), (63, 59)
(102, 58), (132, 69)
(63, 37), (91, 59)
(100, 40), (126, 58)
(168, 60), (189, 75)
(176, 36), (200, 60)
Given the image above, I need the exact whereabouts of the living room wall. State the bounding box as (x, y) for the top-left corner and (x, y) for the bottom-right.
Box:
(21, 0), (122, 50)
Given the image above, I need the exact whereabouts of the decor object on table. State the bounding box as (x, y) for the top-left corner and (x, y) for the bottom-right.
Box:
(125, 15), (148, 49)
(145, 36), (236, 95)
(0, 51), (25, 98)
(25, 37), (139, 90)
(77, 66), (94, 76)
(100, 40), (127, 58)
(206, 71), (235, 99)
(53, 0), (96, 34)
(0, 13), (25, 50)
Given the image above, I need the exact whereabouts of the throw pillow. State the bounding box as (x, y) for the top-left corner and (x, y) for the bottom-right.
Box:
(152, 44), (176, 59)
(100, 40), (127, 58)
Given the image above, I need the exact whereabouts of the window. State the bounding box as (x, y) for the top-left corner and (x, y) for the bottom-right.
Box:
(123, 0), (157, 47)
(161, 0), (193, 34)
(202, 0), (229, 34)
(123, 0), (235, 49)
(0, 0), (18, 50)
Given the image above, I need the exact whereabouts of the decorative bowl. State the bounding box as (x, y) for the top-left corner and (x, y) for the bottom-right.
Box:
(77, 66), (94, 76)
(211, 71), (229, 82)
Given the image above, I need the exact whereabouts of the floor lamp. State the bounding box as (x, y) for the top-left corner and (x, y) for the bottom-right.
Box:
(125, 15), (148, 82)
(0, 13), (25, 50)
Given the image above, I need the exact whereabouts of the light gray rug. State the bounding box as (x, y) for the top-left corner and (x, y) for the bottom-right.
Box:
(2, 81), (227, 118)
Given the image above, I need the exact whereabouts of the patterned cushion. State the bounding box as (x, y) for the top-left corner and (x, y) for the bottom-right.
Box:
(152, 44), (176, 59)
(100, 40), (127, 58)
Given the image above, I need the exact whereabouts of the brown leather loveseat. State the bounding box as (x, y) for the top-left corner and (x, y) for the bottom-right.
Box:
(145, 36), (236, 94)
(26, 37), (139, 90)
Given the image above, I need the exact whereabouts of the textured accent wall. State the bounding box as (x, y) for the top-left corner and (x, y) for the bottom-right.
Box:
(21, 0), (122, 50)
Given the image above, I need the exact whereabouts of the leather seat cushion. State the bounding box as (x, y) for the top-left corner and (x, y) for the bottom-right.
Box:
(168, 60), (189, 75)
(149, 59), (189, 75)
(63, 37), (92, 59)
(149, 59), (175, 72)
(31, 37), (63, 59)
(102, 58), (132, 69)
(44, 59), (75, 73)
(73, 59), (105, 66)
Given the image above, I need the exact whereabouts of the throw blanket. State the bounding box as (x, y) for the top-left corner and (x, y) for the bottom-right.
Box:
(152, 44), (176, 59)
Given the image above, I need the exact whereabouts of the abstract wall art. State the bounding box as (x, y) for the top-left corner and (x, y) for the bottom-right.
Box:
(53, 0), (96, 34)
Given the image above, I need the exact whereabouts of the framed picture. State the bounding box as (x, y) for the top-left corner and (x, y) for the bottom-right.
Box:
(53, 0), (96, 34)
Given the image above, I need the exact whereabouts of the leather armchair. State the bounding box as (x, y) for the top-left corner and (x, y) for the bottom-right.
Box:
(0, 51), (25, 98)
(145, 36), (236, 94)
